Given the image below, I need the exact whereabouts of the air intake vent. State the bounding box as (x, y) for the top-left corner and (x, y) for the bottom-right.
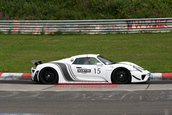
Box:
(141, 75), (146, 80)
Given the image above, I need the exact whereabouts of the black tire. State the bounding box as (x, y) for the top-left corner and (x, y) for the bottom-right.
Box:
(111, 68), (131, 84)
(39, 68), (58, 84)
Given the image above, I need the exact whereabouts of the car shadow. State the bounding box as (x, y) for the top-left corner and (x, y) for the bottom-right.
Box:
(0, 80), (39, 85)
(131, 80), (172, 84)
(149, 80), (172, 84)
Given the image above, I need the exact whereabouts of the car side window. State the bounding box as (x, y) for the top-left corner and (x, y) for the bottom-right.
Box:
(73, 57), (99, 65)
(73, 57), (89, 65)
(89, 57), (99, 65)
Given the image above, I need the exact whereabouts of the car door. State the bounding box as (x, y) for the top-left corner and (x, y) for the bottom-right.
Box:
(71, 57), (106, 81)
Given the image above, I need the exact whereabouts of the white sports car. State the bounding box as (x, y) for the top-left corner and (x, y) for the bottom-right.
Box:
(31, 54), (150, 84)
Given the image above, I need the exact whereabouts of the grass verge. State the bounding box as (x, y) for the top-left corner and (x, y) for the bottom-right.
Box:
(0, 33), (171, 73)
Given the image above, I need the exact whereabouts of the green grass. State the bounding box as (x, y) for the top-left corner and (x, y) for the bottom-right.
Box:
(0, 33), (172, 73)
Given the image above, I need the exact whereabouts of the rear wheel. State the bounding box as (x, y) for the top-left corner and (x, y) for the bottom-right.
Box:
(39, 68), (58, 84)
(111, 68), (131, 84)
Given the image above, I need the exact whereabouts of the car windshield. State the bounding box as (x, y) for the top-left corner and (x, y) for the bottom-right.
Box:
(97, 55), (115, 65)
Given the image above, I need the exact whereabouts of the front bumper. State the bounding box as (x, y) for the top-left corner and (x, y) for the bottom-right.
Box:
(131, 70), (150, 82)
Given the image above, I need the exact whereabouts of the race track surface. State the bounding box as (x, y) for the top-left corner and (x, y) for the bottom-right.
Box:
(0, 80), (172, 91)
(0, 80), (172, 115)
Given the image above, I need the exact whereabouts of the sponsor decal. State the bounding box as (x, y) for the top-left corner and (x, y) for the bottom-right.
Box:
(77, 68), (91, 73)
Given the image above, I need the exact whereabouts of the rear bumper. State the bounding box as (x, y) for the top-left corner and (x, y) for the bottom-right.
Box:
(31, 67), (39, 81)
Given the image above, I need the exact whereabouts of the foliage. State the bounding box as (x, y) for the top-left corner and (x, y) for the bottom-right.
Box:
(0, 0), (171, 20)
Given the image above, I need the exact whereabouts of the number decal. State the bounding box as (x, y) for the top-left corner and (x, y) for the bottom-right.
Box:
(97, 68), (101, 74)
(94, 68), (101, 74)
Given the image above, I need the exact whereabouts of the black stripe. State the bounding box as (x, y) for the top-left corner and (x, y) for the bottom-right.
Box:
(53, 62), (74, 81)
(132, 75), (141, 80)
(67, 64), (78, 80)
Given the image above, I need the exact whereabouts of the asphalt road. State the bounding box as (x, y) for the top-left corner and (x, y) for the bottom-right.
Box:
(0, 90), (172, 115)
(0, 80), (172, 115)
(0, 80), (172, 91)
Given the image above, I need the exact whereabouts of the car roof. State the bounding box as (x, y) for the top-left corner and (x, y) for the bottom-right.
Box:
(71, 54), (100, 58)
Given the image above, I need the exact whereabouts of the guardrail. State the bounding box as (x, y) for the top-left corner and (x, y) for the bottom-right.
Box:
(0, 18), (171, 34)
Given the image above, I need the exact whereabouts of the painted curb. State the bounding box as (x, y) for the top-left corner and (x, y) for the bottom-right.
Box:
(150, 73), (172, 80)
(151, 73), (162, 80)
(162, 73), (172, 80)
(0, 72), (32, 80)
(0, 72), (172, 81)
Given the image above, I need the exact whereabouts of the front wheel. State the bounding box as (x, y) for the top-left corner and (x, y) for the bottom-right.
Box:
(39, 68), (58, 84)
(111, 68), (131, 84)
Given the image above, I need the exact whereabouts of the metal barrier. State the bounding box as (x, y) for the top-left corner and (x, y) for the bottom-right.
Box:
(0, 18), (171, 34)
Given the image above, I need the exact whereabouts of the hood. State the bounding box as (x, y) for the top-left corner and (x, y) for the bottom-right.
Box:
(117, 61), (144, 70)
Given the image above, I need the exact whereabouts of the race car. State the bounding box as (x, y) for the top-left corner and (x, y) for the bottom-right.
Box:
(31, 54), (150, 84)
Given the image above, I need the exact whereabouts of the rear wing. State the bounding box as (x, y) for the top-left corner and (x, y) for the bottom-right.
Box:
(31, 60), (43, 66)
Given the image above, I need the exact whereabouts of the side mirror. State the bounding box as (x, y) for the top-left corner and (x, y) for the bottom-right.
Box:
(97, 63), (103, 66)
(70, 58), (74, 62)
